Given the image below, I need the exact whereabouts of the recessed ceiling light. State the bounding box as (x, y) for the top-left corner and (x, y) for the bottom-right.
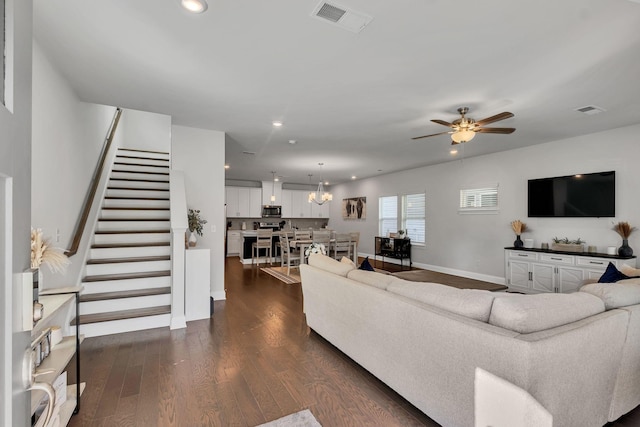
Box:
(450, 149), (458, 155)
(274, 177), (279, 182)
(272, 121), (283, 127)
(351, 175), (357, 180)
(242, 151), (256, 155)
(324, 181), (329, 185)
(288, 140), (297, 144)
(180, 0), (208, 13)
(224, 164), (230, 169)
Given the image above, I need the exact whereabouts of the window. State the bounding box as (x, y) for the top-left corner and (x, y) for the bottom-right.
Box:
(1, 0), (5, 106)
(459, 187), (498, 213)
(402, 193), (425, 244)
(379, 193), (426, 245)
(378, 196), (397, 238)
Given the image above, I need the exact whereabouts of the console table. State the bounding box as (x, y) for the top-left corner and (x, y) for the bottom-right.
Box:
(505, 247), (636, 294)
(375, 237), (411, 270)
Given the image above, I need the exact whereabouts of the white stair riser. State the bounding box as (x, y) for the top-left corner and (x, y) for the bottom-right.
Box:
(81, 275), (171, 294)
(110, 171), (169, 181)
(115, 157), (170, 167)
(93, 233), (170, 245)
(113, 164), (169, 174)
(103, 198), (170, 208)
(117, 150), (169, 161)
(97, 220), (170, 231)
(86, 260), (171, 276)
(79, 314), (171, 338)
(90, 245), (171, 259)
(106, 189), (170, 199)
(80, 294), (171, 315)
(100, 209), (170, 220)
(108, 179), (169, 190)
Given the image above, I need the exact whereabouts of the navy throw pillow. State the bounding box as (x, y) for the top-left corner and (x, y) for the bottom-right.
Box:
(598, 262), (630, 283)
(359, 256), (375, 271)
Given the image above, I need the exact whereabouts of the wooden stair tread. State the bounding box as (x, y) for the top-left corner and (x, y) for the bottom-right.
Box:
(92, 242), (170, 248)
(118, 148), (169, 155)
(116, 155), (169, 162)
(102, 207), (169, 211)
(80, 287), (171, 302)
(72, 305), (171, 325)
(105, 196), (169, 201)
(112, 169), (169, 176)
(95, 229), (170, 234)
(87, 255), (170, 265)
(114, 162), (169, 169)
(109, 178), (170, 184)
(83, 270), (171, 282)
(108, 186), (169, 190)
(98, 218), (169, 222)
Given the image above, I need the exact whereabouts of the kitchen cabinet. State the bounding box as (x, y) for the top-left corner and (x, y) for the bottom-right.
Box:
(505, 249), (636, 293)
(310, 199), (330, 218)
(226, 231), (242, 256)
(281, 189), (329, 218)
(225, 187), (261, 218)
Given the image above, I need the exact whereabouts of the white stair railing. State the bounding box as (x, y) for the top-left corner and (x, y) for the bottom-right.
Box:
(169, 170), (188, 330)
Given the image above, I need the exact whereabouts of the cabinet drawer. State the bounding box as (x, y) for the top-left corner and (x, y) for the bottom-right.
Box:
(509, 251), (537, 260)
(576, 257), (611, 269)
(539, 254), (575, 265)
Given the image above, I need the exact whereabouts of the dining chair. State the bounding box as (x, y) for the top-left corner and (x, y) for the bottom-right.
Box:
(312, 229), (332, 246)
(252, 229), (273, 265)
(294, 229), (311, 240)
(349, 231), (360, 259)
(333, 233), (352, 260)
(279, 234), (301, 276)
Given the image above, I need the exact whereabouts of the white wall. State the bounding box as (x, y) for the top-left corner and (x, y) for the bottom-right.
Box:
(0, 0), (32, 425)
(31, 41), (119, 288)
(330, 124), (640, 281)
(171, 125), (226, 301)
(119, 108), (171, 153)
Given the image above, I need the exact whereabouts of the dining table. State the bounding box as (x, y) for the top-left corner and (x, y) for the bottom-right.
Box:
(290, 238), (358, 264)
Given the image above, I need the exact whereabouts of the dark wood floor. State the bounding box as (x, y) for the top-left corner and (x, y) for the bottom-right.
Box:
(67, 256), (640, 426)
(68, 257), (438, 426)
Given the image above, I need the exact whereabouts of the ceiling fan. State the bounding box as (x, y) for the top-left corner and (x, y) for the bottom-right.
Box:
(412, 107), (515, 144)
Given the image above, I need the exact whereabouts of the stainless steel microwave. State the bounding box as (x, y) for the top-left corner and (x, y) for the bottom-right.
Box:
(262, 205), (282, 218)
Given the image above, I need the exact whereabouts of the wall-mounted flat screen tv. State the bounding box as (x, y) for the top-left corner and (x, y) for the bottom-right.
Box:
(528, 171), (615, 218)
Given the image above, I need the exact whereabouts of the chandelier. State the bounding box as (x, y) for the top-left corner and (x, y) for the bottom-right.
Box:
(308, 163), (333, 205)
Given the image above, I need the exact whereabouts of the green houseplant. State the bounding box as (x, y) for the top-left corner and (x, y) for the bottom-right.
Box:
(187, 209), (207, 247)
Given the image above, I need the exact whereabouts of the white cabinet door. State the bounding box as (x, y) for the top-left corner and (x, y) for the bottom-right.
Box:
(311, 200), (330, 218)
(291, 190), (310, 218)
(532, 263), (555, 293)
(508, 260), (530, 290)
(249, 188), (262, 218)
(281, 190), (293, 218)
(236, 187), (251, 217)
(227, 231), (242, 255)
(558, 267), (584, 293)
(226, 187), (240, 217)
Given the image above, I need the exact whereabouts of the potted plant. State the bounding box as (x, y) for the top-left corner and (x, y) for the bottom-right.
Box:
(305, 242), (327, 257)
(551, 237), (585, 253)
(31, 227), (70, 286)
(613, 221), (636, 256)
(187, 209), (207, 247)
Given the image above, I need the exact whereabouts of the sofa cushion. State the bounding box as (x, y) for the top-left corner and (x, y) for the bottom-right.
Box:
(347, 269), (396, 290)
(308, 254), (355, 277)
(580, 282), (640, 309)
(340, 256), (356, 268)
(489, 293), (605, 334)
(386, 279), (495, 322)
(599, 262), (630, 283)
(621, 264), (640, 277)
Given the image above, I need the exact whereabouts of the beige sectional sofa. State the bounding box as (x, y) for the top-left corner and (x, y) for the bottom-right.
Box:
(299, 254), (640, 427)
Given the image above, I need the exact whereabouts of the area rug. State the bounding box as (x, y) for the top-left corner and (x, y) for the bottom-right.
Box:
(260, 266), (301, 284)
(256, 409), (321, 427)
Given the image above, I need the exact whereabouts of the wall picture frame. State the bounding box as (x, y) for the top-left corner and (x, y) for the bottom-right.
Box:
(342, 197), (366, 220)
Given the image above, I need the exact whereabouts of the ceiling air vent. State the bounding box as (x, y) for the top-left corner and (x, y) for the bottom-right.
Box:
(575, 105), (606, 115)
(311, 1), (373, 33)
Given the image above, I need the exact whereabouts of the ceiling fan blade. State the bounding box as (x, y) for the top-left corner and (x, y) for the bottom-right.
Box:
(412, 131), (452, 140)
(431, 119), (454, 127)
(476, 127), (516, 134)
(475, 112), (514, 126)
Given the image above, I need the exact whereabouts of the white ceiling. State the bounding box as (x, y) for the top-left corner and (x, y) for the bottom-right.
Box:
(33, 0), (640, 186)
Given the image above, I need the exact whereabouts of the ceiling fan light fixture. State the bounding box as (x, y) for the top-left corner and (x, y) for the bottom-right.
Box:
(451, 129), (476, 143)
(180, 0), (208, 13)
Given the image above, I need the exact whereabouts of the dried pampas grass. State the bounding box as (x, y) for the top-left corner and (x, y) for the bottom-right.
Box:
(31, 228), (70, 273)
(613, 222), (636, 239)
(510, 220), (527, 235)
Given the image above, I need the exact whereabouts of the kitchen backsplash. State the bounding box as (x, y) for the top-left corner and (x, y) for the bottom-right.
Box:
(227, 218), (329, 230)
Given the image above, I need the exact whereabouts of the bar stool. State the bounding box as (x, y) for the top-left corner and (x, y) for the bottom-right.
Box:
(252, 229), (273, 265)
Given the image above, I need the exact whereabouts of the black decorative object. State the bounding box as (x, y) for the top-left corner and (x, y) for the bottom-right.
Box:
(514, 235), (524, 248)
(618, 239), (634, 257)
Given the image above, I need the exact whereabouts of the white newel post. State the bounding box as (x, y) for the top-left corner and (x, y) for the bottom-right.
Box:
(169, 170), (188, 330)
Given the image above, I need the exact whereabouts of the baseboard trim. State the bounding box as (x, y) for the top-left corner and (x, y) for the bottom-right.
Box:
(170, 315), (186, 330)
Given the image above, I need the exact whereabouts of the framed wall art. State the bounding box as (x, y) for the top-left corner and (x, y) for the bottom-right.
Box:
(342, 197), (366, 220)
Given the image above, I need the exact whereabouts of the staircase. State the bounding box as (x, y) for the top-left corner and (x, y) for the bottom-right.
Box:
(73, 148), (173, 337)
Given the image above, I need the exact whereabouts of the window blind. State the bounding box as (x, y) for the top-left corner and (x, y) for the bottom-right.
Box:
(459, 187), (498, 212)
(403, 193), (425, 244)
(379, 196), (397, 237)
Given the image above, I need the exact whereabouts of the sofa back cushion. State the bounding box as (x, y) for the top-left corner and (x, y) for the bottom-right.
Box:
(347, 269), (396, 290)
(489, 293), (605, 334)
(580, 281), (640, 309)
(386, 279), (495, 322)
(307, 254), (355, 277)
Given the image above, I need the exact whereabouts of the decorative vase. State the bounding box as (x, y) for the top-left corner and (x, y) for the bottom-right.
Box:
(188, 232), (197, 247)
(514, 235), (524, 248)
(618, 239), (633, 257)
